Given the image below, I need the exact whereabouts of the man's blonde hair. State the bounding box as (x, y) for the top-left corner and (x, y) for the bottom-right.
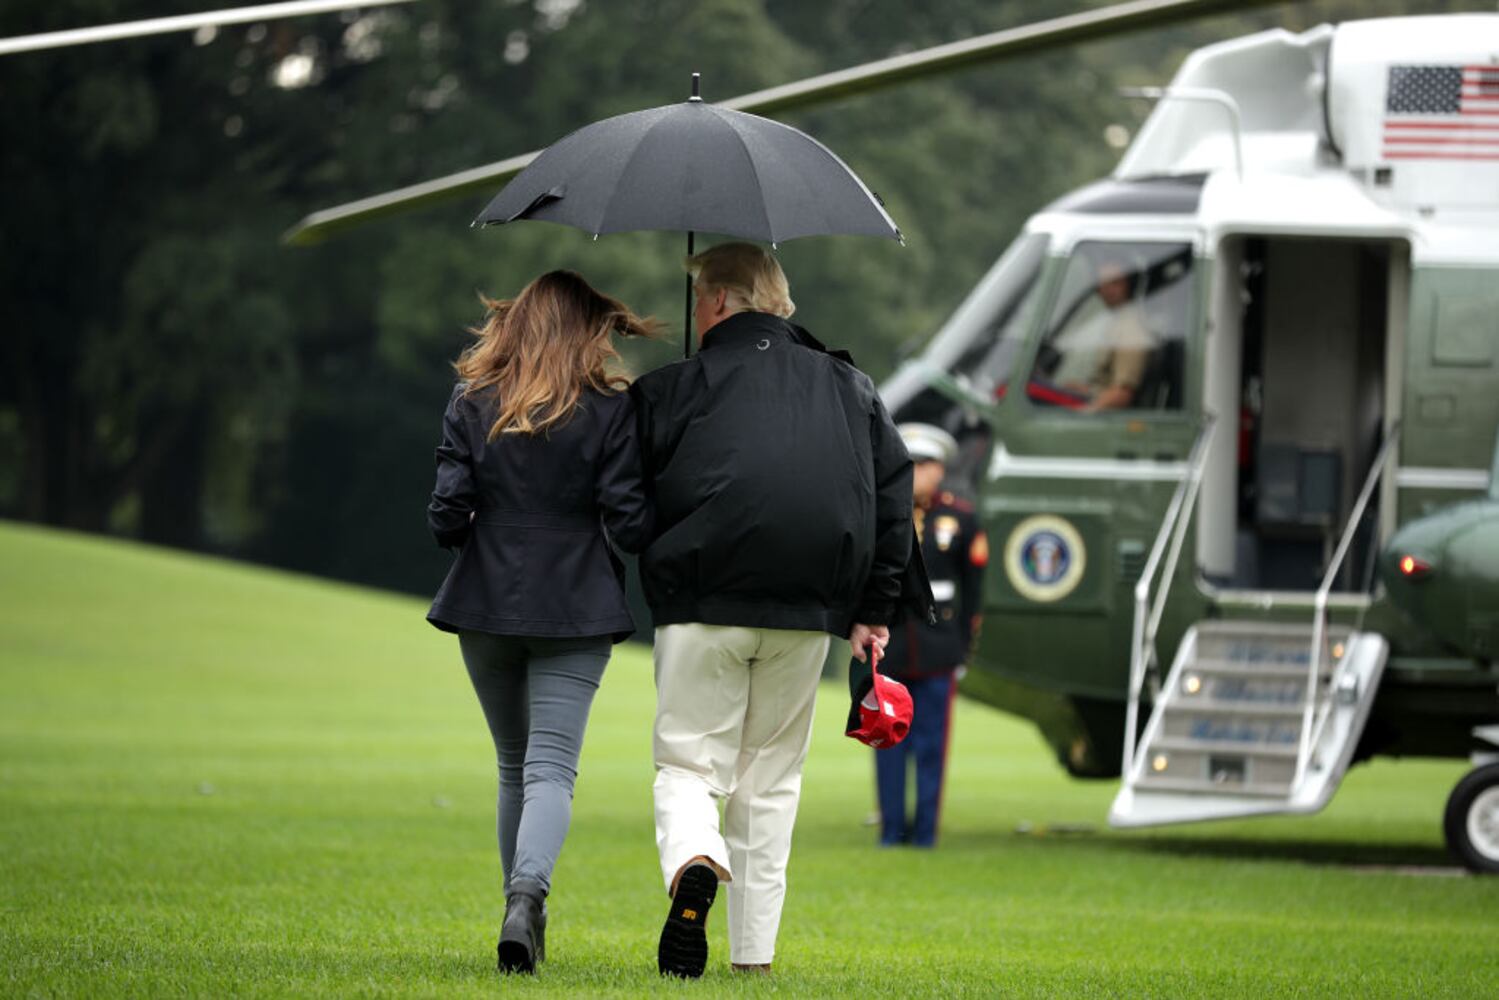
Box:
(684, 242), (795, 319)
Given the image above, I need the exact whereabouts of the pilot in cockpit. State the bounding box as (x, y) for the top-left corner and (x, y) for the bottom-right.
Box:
(1048, 259), (1157, 411)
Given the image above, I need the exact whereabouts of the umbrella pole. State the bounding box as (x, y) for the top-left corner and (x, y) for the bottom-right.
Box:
(683, 230), (694, 358)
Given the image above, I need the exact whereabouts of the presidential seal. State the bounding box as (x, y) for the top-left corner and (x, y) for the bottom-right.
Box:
(1004, 514), (1086, 603)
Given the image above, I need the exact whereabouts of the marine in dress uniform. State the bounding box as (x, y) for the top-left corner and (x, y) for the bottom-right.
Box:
(875, 424), (988, 847)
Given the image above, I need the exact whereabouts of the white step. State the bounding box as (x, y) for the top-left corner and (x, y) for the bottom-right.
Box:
(1135, 744), (1297, 795)
(1189, 622), (1354, 670)
(1186, 658), (1332, 680)
(1158, 713), (1302, 748)
(1162, 698), (1306, 717)
(1171, 673), (1319, 708)
(1131, 775), (1292, 797)
(1149, 736), (1301, 758)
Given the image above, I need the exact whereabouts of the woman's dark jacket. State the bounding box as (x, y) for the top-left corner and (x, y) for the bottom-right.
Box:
(629, 310), (914, 638)
(426, 383), (650, 643)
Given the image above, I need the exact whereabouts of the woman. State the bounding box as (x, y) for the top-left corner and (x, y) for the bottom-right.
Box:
(426, 270), (658, 974)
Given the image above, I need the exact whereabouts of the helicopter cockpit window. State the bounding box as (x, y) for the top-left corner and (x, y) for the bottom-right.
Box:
(926, 232), (1049, 402)
(1027, 241), (1193, 412)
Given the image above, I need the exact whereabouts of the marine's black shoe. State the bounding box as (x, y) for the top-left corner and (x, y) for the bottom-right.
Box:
(657, 863), (719, 978)
(497, 880), (546, 974)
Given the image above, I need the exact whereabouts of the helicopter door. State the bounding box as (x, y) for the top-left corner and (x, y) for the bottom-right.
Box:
(978, 238), (1201, 733)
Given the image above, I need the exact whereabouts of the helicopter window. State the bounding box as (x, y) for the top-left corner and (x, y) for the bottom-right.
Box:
(1027, 241), (1193, 412)
(926, 232), (1049, 401)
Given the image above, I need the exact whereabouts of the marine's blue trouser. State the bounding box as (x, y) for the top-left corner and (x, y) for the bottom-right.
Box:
(875, 673), (956, 847)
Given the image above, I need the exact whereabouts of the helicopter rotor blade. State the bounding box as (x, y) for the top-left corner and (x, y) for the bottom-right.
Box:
(284, 0), (1297, 246)
(720, 0), (1288, 115)
(286, 152), (540, 246)
(0, 0), (418, 57)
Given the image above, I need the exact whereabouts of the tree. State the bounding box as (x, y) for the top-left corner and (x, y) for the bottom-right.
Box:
(0, 0), (1474, 595)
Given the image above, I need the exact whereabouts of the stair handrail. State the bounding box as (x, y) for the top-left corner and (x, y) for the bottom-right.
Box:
(1294, 423), (1402, 786)
(1123, 416), (1217, 781)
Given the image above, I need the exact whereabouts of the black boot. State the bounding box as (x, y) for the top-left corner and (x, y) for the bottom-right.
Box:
(497, 879), (546, 974)
(658, 863), (719, 978)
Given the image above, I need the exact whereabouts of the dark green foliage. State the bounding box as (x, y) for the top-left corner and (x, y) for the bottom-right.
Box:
(0, 0), (1477, 592)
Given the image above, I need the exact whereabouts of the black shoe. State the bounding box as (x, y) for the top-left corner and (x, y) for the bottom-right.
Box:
(658, 863), (718, 978)
(497, 880), (546, 974)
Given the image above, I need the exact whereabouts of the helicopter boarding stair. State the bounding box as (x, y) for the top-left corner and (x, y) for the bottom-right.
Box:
(1109, 422), (1396, 828)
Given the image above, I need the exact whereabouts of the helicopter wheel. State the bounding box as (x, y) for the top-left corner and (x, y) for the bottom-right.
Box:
(1443, 763), (1499, 875)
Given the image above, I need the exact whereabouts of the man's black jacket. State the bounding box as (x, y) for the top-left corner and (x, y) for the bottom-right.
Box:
(630, 310), (913, 637)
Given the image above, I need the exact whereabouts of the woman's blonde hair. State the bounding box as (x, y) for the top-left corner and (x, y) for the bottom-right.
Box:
(684, 242), (795, 318)
(455, 270), (660, 438)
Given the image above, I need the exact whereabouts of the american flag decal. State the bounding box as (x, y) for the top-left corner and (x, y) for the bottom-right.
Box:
(1383, 64), (1499, 161)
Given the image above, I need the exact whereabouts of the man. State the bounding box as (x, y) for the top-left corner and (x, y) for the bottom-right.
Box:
(631, 242), (914, 977)
(872, 424), (987, 848)
(1051, 259), (1155, 410)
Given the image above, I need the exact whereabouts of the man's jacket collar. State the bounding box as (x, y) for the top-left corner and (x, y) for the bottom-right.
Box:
(700, 311), (857, 366)
(698, 311), (796, 352)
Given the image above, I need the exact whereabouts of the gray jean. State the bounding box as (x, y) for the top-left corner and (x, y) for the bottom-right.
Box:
(458, 631), (610, 895)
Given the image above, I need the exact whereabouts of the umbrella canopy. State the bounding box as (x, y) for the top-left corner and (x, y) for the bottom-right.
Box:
(474, 95), (901, 245)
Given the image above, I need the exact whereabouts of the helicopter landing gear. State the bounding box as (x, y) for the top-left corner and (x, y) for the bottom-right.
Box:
(1444, 763), (1499, 875)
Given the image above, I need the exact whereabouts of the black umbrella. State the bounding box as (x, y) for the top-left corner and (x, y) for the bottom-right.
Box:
(474, 74), (902, 356)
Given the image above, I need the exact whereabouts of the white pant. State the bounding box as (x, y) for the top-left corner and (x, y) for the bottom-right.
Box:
(652, 623), (830, 965)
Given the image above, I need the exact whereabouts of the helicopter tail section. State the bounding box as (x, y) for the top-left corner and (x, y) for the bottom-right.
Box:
(1109, 620), (1388, 828)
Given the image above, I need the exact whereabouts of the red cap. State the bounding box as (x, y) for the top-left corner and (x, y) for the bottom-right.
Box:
(845, 644), (913, 749)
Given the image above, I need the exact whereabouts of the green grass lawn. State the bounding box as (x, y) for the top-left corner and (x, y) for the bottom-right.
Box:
(2, 520), (1496, 998)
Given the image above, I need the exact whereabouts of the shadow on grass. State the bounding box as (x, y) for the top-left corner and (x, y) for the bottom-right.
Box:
(1103, 834), (1457, 871)
(937, 827), (1459, 871)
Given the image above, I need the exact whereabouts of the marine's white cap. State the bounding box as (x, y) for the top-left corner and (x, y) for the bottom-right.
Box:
(898, 423), (957, 465)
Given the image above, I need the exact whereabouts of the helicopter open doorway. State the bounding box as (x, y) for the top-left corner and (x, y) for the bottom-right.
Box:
(1199, 235), (1407, 597)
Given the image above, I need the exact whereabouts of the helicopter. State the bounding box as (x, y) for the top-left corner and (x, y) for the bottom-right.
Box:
(287, 1), (1499, 873)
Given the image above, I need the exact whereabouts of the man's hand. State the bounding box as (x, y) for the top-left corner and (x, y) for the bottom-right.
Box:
(849, 623), (890, 663)
(1087, 384), (1135, 411)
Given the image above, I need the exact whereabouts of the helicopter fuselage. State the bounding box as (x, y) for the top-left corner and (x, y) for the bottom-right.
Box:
(885, 14), (1499, 782)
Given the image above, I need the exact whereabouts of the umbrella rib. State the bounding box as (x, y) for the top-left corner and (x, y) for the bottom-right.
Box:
(735, 112), (825, 241)
(594, 111), (685, 236)
(707, 108), (775, 243)
(750, 114), (900, 240)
